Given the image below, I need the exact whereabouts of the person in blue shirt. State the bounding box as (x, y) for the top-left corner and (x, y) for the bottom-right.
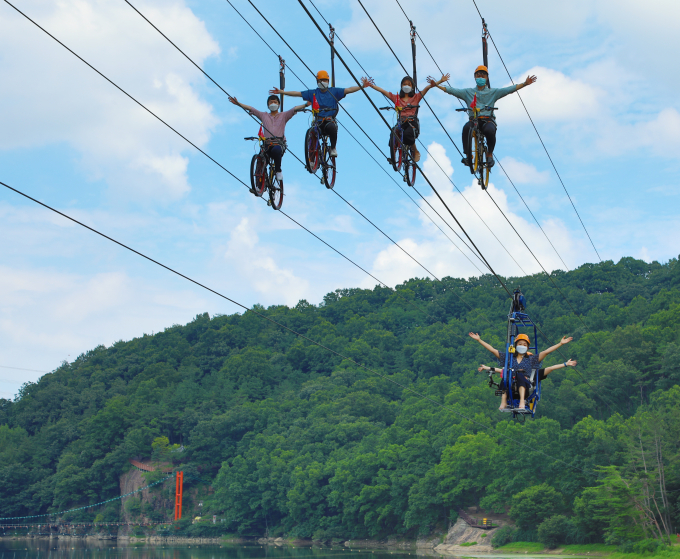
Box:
(427, 66), (537, 169)
(270, 70), (366, 157)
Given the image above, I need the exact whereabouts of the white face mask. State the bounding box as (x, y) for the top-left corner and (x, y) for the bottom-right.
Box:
(317, 80), (329, 90)
(401, 85), (412, 94)
(268, 103), (279, 112)
(516, 345), (528, 355)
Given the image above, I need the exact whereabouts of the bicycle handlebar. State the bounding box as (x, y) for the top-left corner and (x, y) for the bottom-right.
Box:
(455, 106), (498, 112)
(244, 136), (258, 141)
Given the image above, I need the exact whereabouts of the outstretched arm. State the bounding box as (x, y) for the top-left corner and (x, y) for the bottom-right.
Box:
(344, 82), (367, 95)
(538, 336), (573, 361)
(363, 76), (391, 98)
(478, 364), (502, 374)
(229, 97), (254, 113)
(426, 75), (449, 93)
(542, 359), (577, 377)
(421, 73), (450, 96)
(269, 87), (302, 98)
(469, 332), (500, 359)
(293, 102), (310, 112)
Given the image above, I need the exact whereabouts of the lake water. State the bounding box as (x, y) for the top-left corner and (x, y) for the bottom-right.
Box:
(0, 541), (580, 559)
(0, 542), (446, 559)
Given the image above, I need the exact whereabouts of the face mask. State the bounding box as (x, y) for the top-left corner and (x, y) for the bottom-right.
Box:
(516, 345), (528, 355)
(317, 80), (329, 90)
(401, 85), (412, 94)
(476, 77), (487, 87)
(268, 103), (279, 112)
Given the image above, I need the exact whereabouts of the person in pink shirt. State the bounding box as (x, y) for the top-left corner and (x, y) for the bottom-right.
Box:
(362, 74), (449, 162)
(230, 94), (308, 185)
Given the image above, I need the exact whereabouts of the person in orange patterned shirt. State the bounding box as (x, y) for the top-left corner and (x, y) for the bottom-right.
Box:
(362, 74), (449, 162)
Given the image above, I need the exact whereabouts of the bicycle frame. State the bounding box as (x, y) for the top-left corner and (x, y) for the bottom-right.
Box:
(456, 105), (496, 190)
(244, 136), (284, 209)
(380, 104), (418, 186)
(303, 110), (336, 189)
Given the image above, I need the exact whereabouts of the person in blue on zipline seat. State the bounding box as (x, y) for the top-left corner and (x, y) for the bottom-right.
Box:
(270, 70), (366, 157)
(427, 66), (537, 169)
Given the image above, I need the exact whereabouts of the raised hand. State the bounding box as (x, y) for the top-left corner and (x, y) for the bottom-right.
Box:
(478, 364), (492, 372)
(228, 97), (239, 106)
(269, 87), (283, 95)
(566, 359), (577, 367)
(524, 75), (537, 86)
(468, 332), (481, 341)
(438, 73), (450, 84)
(360, 76), (374, 88)
(560, 336), (573, 345)
(426, 75), (438, 87)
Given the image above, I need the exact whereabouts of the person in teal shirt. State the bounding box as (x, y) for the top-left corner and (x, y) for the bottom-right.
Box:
(427, 65), (537, 169)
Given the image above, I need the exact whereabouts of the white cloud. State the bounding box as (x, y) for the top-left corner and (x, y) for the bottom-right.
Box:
(499, 157), (549, 185)
(365, 142), (582, 286)
(0, 264), (209, 398)
(499, 66), (603, 123)
(223, 217), (311, 306)
(0, 0), (220, 201)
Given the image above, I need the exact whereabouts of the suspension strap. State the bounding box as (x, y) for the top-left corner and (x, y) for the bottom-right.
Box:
(279, 55), (285, 111)
(410, 20), (417, 90)
(481, 18), (490, 87)
(329, 23), (336, 88)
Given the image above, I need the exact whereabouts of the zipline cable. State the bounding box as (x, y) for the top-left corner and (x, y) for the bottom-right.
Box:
(301, 0), (528, 277)
(299, 0), (623, 416)
(295, 0), (513, 298)
(121, 0), (487, 318)
(0, 178), (592, 477)
(4, 0), (444, 324)
(465, 0), (602, 263)
(218, 0), (489, 274)
(391, 0), (571, 272)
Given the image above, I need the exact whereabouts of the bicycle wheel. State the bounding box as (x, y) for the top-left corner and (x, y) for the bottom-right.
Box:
(477, 142), (489, 190)
(471, 128), (480, 173)
(268, 168), (284, 210)
(405, 158), (417, 186)
(322, 143), (336, 189)
(389, 129), (403, 172)
(304, 128), (320, 173)
(249, 153), (267, 196)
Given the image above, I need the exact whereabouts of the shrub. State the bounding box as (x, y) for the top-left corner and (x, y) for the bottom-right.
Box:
(618, 538), (666, 554)
(491, 526), (517, 548)
(538, 515), (575, 549)
(459, 542), (477, 547)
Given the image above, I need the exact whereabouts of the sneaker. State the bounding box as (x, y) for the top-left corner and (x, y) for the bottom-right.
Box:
(487, 154), (495, 168)
(275, 172), (283, 181)
(329, 148), (338, 157)
(461, 156), (471, 168)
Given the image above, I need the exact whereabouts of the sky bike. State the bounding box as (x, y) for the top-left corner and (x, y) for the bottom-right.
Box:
(380, 104), (418, 187)
(244, 136), (284, 210)
(302, 109), (336, 189)
(456, 105), (497, 190)
(482, 289), (542, 420)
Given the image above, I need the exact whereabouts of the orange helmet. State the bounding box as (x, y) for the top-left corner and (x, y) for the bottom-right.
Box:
(475, 65), (489, 75)
(316, 70), (330, 80)
(515, 333), (531, 345)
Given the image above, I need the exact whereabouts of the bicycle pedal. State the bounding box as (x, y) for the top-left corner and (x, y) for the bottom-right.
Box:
(267, 199), (272, 207)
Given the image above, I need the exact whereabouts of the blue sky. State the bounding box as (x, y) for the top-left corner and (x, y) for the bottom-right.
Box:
(1, 0), (679, 398)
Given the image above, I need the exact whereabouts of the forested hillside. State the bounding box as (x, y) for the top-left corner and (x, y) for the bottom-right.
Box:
(2, 257), (680, 546)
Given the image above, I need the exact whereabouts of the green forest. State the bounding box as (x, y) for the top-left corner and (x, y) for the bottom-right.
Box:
(2, 257), (680, 549)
